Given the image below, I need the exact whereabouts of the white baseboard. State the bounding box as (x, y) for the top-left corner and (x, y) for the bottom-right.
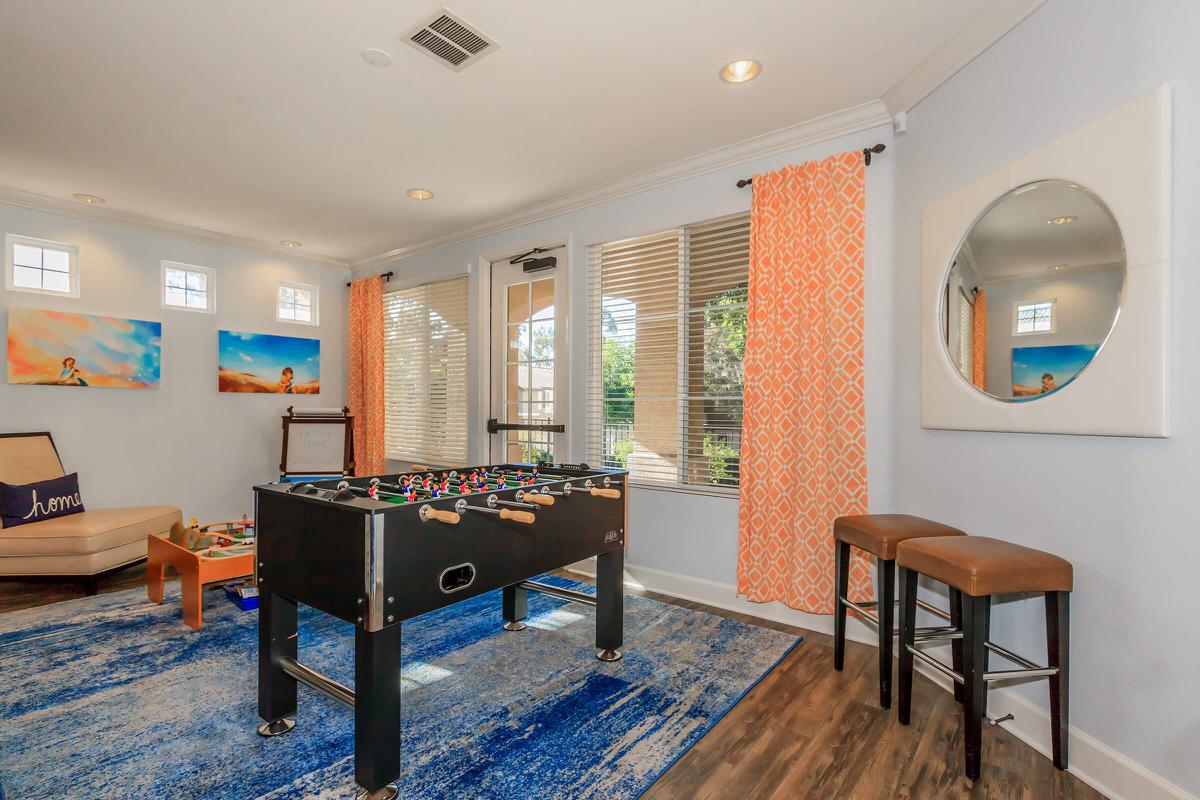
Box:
(565, 560), (1198, 800)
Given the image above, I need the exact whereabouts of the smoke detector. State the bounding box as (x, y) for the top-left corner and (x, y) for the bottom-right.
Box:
(402, 10), (498, 72)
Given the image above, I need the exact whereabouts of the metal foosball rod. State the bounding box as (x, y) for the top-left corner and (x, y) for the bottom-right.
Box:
(515, 489), (554, 506)
(453, 498), (535, 524)
(540, 482), (622, 500)
(487, 494), (539, 511)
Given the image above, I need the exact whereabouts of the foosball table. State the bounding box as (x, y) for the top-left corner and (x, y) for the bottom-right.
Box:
(252, 462), (628, 799)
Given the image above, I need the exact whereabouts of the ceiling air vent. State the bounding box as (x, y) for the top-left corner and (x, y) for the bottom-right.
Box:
(403, 10), (498, 72)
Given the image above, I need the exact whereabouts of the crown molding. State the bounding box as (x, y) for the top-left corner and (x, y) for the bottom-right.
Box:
(0, 185), (350, 271)
(881, 0), (1047, 116)
(351, 99), (893, 271)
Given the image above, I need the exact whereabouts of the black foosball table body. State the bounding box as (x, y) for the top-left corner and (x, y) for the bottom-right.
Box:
(253, 462), (629, 796)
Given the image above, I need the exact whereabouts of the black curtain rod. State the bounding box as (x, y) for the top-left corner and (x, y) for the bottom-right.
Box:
(346, 271), (393, 288)
(735, 143), (886, 188)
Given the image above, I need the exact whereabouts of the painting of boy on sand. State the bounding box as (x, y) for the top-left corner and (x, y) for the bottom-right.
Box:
(1012, 344), (1099, 398)
(7, 307), (161, 389)
(218, 330), (319, 394)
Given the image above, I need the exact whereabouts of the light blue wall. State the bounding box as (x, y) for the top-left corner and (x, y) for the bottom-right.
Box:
(0, 203), (349, 522)
(893, 0), (1200, 791)
(366, 126), (895, 586)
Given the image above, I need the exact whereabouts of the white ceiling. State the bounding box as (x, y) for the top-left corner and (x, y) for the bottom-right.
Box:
(963, 180), (1126, 282)
(0, 0), (1033, 265)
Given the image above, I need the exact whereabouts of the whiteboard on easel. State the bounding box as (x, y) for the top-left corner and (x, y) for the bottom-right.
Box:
(281, 407), (353, 475)
(285, 423), (346, 472)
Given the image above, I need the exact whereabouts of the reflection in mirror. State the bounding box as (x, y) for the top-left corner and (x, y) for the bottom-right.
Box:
(942, 180), (1125, 401)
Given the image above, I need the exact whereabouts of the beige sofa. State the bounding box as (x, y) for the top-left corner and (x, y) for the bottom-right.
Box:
(0, 432), (181, 595)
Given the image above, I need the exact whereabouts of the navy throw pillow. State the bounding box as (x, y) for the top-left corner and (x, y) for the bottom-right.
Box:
(0, 473), (85, 529)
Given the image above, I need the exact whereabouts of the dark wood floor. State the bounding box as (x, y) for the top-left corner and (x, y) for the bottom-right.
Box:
(0, 566), (1106, 800)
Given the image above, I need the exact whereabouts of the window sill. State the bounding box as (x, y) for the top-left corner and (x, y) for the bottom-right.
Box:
(626, 480), (739, 500)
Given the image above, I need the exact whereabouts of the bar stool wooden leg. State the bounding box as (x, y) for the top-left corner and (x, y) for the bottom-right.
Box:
(1046, 591), (1070, 770)
(876, 558), (895, 708)
(961, 593), (991, 781)
(833, 539), (851, 671)
(896, 566), (918, 725)
(948, 588), (963, 704)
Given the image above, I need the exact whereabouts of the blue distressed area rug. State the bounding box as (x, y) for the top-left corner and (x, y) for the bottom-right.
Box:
(0, 577), (799, 799)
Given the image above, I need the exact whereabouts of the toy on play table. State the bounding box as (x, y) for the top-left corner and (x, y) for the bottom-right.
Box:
(148, 515), (257, 630)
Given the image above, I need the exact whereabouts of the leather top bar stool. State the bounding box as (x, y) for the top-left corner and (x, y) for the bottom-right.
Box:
(833, 514), (966, 708)
(896, 536), (1072, 781)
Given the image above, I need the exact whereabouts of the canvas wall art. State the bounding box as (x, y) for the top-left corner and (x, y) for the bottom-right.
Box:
(6, 307), (162, 389)
(1012, 344), (1100, 398)
(218, 330), (319, 394)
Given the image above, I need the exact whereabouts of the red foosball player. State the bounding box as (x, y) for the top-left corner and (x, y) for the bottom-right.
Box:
(367, 484), (379, 500)
(460, 483), (472, 495)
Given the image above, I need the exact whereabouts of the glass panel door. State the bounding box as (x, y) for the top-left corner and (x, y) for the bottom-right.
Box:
(490, 254), (563, 463)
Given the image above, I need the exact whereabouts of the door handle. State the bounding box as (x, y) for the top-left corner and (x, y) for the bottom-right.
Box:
(487, 418), (565, 435)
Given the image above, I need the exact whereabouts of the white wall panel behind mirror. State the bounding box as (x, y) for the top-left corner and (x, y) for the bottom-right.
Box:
(921, 85), (1171, 437)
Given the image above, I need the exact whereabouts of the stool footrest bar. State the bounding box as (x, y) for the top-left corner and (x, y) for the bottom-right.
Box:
(907, 645), (965, 685)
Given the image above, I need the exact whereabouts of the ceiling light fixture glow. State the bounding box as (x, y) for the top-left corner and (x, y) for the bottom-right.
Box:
(1046, 215), (1077, 225)
(72, 193), (105, 205)
(719, 59), (761, 84)
(280, 240), (302, 249)
(407, 188), (434, 200)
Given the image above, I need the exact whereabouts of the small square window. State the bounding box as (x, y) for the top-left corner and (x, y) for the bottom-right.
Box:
(161, 261), (216, 313)
(1014, 299), (1056, 335)
(5, 234), (79, 297)
(277, 281), (319, 325)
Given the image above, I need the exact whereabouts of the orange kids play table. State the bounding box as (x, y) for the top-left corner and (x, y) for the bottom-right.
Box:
(146, 519), (254, 630)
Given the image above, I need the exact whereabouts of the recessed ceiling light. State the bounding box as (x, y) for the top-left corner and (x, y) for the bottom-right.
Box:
(407, 188), (434, 200)
(1048, 264), (1069, 271)
(1046, 215), (1077, 225)
(72, 193), (105, 205)
(361, 48), (393, 67)
(280, 240), (302, 249)
(719, 59), (762, 84)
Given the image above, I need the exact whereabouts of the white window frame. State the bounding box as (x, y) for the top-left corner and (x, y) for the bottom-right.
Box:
(384, 275), (471, 465)
(587, 212), (749, 497)
(276, 280), (319, 326)
(1013, 298), (1057, 336)
(5, 233), (80, 298)
(160, 260), (216, 314)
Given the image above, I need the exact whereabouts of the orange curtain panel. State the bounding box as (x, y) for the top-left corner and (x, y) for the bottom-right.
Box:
(736, 151), (871, 614)
(347, 275), (386, 476)
(972, 289), (988, 390)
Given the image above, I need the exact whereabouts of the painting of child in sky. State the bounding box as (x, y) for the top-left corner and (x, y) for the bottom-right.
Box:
(7, 308), (161, 389)
(1011, 344), (1100, 398)
(218, 330), (319, 394)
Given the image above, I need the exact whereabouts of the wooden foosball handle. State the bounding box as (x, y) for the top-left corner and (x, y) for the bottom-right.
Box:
(525, 493), (555, 506)
(499, 509), (536, 524)
(590, 488), (622, 499)
(411, 464), (429, 471)
(420, 506), (461, 525)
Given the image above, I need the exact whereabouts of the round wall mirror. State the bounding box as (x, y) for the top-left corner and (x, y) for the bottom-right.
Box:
(940, 179), (1125, 401)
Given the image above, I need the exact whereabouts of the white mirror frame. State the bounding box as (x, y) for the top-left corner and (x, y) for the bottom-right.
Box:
(921, 85), (1171, 437)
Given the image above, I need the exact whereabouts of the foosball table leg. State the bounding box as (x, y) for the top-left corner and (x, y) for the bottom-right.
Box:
(257, 590), (298, 737)
(502, 583), (528, 631)
(595, 548), (624, 662)
(354, 624), (403, 797)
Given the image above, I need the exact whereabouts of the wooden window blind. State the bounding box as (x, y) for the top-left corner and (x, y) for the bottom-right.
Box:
(587, 212), (749, 492)
(383, 275), (470, 465)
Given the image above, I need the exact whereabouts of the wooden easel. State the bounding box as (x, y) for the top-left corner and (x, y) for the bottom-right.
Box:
(280, 406), (355, 480)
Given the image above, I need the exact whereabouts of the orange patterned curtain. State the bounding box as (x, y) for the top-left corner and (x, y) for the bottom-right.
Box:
(971, 289), (988, 390)
(347, 275), (386, 476)
(736, 151), (871, 614)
